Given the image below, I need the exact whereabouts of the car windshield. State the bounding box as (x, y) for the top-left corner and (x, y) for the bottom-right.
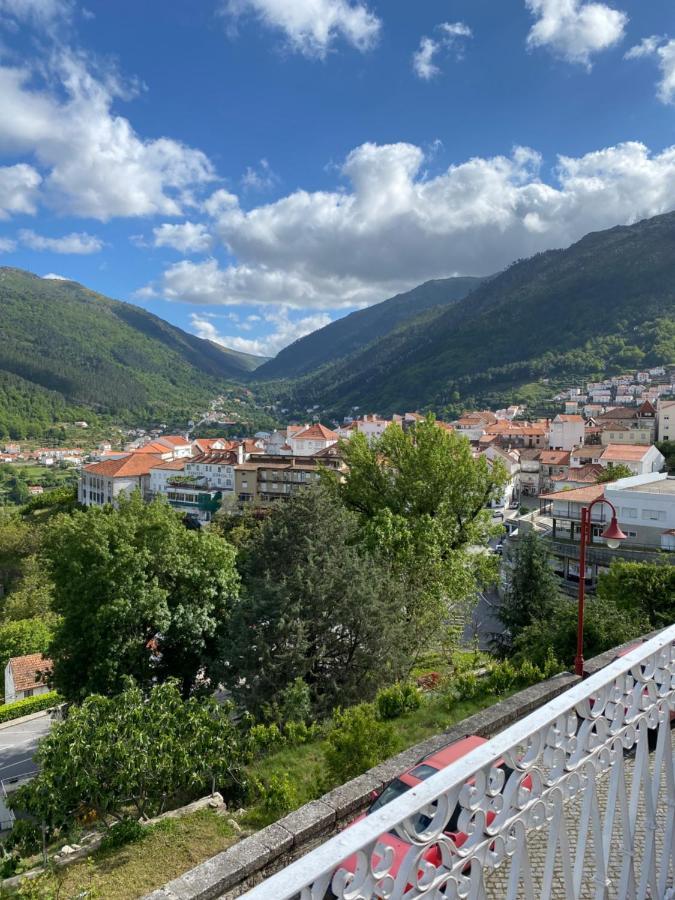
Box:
(368, 778), (410, 814)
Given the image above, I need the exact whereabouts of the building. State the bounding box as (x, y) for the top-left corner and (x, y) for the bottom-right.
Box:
(4, 653), (53, 704)
(518, 449), (541, 496)
(549, 414), (585, 451)
(539, 473), (675, 588)
(288, 423), (339, 456)
(658, 399), (675, 442)
(79, 453), (161, 507)
(235, 450), (343, 509)
(599, 443), (665, 476)
(538, 450), (570, 492)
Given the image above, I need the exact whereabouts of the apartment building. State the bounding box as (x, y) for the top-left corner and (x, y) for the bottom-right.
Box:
(234, 449), (343, 509)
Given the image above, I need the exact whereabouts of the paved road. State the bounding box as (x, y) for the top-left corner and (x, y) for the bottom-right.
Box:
(0, 712), (52, 789)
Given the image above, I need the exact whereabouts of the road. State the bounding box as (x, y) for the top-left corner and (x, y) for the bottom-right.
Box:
(0, 712), (52, 789)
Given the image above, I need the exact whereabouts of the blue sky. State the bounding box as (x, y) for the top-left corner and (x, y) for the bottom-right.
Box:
(1, 0), (675, 357)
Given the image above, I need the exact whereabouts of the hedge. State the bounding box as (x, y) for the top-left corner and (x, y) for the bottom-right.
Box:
(0, 691), (60, 724)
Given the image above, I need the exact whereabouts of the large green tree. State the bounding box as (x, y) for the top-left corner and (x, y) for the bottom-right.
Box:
(223, 486), (413, 719)
(0, 617), (54, 683)
(11, 680), (243, 829)
(325, 417), (505, 650)
(596, 560), (674, 629)
(43, 493), (239, 700)
(494, 530), (560, 655)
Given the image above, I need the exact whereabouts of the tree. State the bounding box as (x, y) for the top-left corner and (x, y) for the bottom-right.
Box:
(10, 680), (244, 829)
(493, 530), (559, 655)
(596, 464), (634, 483)
(596, 560), (675, 629)
(0, 617), (54, 679)
(223, 486), (413, 719)
(324, 416), (506, 653)
(512, 594), (649, 668)
(42, 493), (239, 701)
(1, 555), (53, 622)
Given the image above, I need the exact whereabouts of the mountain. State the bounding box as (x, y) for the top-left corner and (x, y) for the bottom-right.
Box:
(255, 276), (485, 380)
(273, 212), (675, 416)
(0, 268), (266, 436)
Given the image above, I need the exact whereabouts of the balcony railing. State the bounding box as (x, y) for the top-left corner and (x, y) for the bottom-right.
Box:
(241, 626), (675, 900)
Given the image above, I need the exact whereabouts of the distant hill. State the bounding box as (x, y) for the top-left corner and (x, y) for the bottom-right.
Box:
(273, 211), (675, 416)
(255, 276), (485, 380)
(0, 268), (266, 437)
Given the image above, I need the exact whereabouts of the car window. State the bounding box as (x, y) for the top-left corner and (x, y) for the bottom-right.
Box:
(408, 764), (438, 781)
(368, 778), (410, 814)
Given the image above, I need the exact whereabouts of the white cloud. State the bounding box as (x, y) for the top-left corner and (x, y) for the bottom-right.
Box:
(0, 0), (73, 29)
(0, 237), (16, 252)
(190, 307), (332, 356)
(221, 0), (381, 58)
(241, 158), (279, 192)
(19, 229), (103, 254)
(625, 36), (675, 104)
(42, 272), (69, 280)
(525, 0), (627, 67)
(413, 22), (472, 80)
(0, 53), (215, 220)
(153, 222), (213, 254)
(145, 139), (675, 312)
(0, 163), (41, 218)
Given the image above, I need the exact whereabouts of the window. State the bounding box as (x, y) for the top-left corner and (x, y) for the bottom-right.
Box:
(641, 509), (665, 521)
(621, 507), (638, 519)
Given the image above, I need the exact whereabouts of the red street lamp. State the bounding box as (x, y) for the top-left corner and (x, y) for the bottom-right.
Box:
(575, 496), (627, 676)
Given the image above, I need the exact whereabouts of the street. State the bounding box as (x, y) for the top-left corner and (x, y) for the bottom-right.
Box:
(0, 712), (52, 789)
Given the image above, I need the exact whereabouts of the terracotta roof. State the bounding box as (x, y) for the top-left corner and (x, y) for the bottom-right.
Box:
(292, 423), (339, 441)
(601, 444), (651, 462)
(150, 458), (188, 471)
(554, 415), (584, 422)
(84, 453), (162, 477)
(192, 438), (236, 452)
(157, 435), (190, 447)
(597, 407), (638, 421)
(540, 484), (605, 503)
(189, 451), (237, 465)
(8, 653), (53, 693)
(134, 441), (172, 454)
(638, 400), (657, 415)
(539, 450), (571, 465)
(551, 464), (604, 483)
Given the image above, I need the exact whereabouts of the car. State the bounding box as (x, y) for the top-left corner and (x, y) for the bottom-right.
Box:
(494, 543), (504, 556)
(509, 499), (520, 509)
(329, 736), (530, 896)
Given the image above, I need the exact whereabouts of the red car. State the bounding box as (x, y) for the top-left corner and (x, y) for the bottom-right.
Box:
(330, 735), (529, 895)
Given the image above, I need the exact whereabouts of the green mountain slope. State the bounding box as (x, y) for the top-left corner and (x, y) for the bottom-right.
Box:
(0, 268), (265, 435)
(277, 212), (675, 415)
(255, 276), (485, 379)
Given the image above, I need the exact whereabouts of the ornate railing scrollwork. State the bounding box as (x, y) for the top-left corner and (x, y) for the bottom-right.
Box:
(242, 626), (675, 900)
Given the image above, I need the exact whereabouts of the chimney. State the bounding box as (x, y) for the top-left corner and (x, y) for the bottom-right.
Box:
(237, 442), (245, 464)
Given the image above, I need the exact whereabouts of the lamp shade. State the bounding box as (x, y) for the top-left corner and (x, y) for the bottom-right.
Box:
(601, 516), (627, 549)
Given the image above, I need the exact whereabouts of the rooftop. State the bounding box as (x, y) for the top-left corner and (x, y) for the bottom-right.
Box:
(8, 653), (53, 693)
(85, 453), (162, 477)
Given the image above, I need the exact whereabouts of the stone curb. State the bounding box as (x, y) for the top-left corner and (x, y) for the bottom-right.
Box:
(142, 670), (579, 900)
(0, 707), (56, 731)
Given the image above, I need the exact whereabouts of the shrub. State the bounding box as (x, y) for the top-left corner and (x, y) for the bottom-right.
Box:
(5, 819), (42, 857)
(375, 682), (422, 720)
(283, 720), (319, 746)
(254, 774), (298, 817)
(277, 677), (312, 725)
(541, 648), (562, 679)
(516, 659), (543, 687)
(324, 704), (396, 784)
(487, 660), (518, 695)
(453, 671), (480, 701)
(99, 817), (145, 852)
(247, 723), (285, 759)
(0, 692), (60, 724)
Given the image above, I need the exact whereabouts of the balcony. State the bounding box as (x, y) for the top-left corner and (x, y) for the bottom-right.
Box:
(240, 626), (675, 900)
(550, 538), (670, 566)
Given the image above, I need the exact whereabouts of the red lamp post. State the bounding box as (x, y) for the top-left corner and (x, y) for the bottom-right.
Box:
(575, 496), (627, 677)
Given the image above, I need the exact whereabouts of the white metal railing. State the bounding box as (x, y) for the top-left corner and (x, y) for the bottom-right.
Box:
(242, 626), (675, 900)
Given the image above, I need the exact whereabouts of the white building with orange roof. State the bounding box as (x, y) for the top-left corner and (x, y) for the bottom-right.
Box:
(549, 414), (585, 451)
(599, 443), (664, 476)
(78, 452), (162, 507)
(289, 423), (339, 455)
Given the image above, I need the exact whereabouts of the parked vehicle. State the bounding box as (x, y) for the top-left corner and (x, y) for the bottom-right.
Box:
(329, 736), (530, 896)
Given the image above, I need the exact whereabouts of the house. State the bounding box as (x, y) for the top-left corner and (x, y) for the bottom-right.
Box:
(185, 451), (237, 493)
(26, 485), (43, 495)
(483, 445), (520, 505)
(549, 415), (585, 451)
(148, 458), (188, 498)
(538, 473), (675, 588)
(191, 437), (236, 455)
(78, 453), (162, 507)
(549, 464), (605, 490)
(598, 421), (654, 446)
(599, 443), (665, 476)
(453, 411), (498, 442)
(288, 423), (339, 456)
(518, 449), (541, 496)
(538, 450), (571, 492)
(570, 445), (605, 468)
(5, 654), (53, 704)
(155, 435), (193, 458)
(658, 399), (675, 442)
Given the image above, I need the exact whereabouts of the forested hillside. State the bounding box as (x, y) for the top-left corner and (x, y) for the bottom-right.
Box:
(271, 212), (675, 416)
(0, 268), (265, 437)
(256, 276), (485, 379)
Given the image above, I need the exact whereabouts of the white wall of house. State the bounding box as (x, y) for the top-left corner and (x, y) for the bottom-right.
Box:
(4, 665), (50, 705)
(289, 436), (337, 455)
(658, 400), (675, 442)
(185, 460), (235, 493)
(79, 473), (149, 507)
(549, 417), (585, 451)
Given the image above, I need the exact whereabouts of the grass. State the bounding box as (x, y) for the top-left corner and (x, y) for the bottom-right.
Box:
(241, 687), (511, 829)
(3, 810), (239, 900)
